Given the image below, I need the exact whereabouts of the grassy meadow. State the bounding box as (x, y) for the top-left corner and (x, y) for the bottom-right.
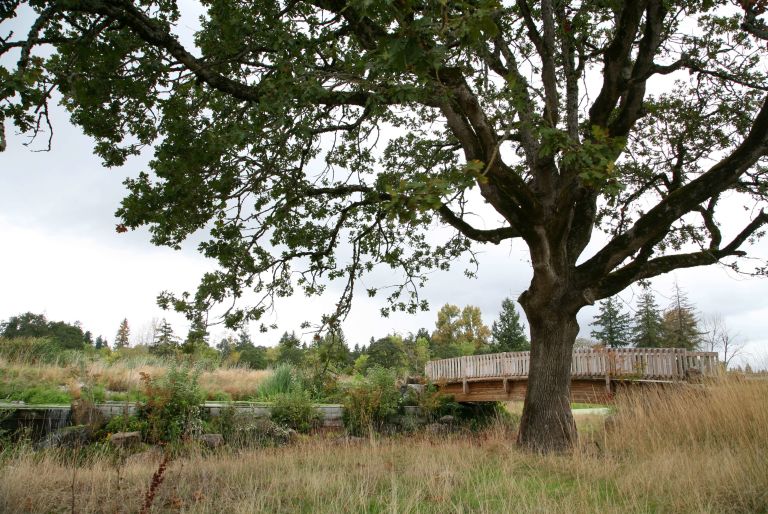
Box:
(0, 355), (272, 404)
(1, 377), (766, 513)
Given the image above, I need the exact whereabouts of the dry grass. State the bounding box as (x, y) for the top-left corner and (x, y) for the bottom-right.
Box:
(1, 377), (766, 513)
(0, 358), (272, 401)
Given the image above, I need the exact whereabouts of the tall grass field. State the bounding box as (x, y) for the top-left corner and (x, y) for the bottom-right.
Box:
(1, 377), (765, 513)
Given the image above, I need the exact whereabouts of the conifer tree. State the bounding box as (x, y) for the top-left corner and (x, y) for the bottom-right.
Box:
(491, 298), (530, 352)
(632, 288), (664, 348)
(151, 318), (178, 356)
(661, 282), (702, 350)
(114, 318), (130, 349)
(590, 297), (631, 348)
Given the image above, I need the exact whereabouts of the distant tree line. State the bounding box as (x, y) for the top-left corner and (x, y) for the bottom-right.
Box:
(1, 284), (745, 370)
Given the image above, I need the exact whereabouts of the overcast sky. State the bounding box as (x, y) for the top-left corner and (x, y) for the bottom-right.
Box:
(1, 4), (767, 368)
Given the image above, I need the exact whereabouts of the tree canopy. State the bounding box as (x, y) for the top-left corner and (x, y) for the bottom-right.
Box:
(3, 0), (768, 451)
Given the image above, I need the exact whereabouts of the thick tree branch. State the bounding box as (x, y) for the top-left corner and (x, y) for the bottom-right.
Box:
(592, 210), (768, 299)
(588, 0), (646, 128)
(578, 95), (768, 283)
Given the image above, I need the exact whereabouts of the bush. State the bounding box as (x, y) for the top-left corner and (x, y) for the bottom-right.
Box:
(342, 366), (400, 436)
(418, 383), (459, 421)
(102, 414), (148, 437)
(270, 390), (321, 433)
(455, 402), (515, 431)
(138, 366), (205, 444)
(206, 406), (294, 447)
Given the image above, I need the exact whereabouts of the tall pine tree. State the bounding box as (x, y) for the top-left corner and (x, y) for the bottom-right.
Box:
(114, 318), (130, 349)
(491, 298), (530, 352)
(661, 282), (702, 350)
(150, 318), (178, 356)
(590, 297), (631, 348)
(632, 288), (664, 348)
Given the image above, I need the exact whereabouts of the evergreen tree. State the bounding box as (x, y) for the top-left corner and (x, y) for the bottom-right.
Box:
(216, 334), (238, 357)
(182, 318), (209, 354)
(94, 335), (109, 350)
(151, 318), (178, 356)
(114, 318), (130, 349)
(590, 297), (631, 348)
(632, 288), (664, 348)
(660, 282), (702, 350)
(491, 298), (530, 352)
(235, 329), (253, 351)
(276, 331), (304, 365)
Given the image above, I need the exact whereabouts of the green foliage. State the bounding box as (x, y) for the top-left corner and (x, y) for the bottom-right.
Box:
(208, 408), (293, 448)
(138, 366), (204, 444)
(455, 402), (515, 432)
(632, 287), (665, 348)
(103, 413), (148, 437)
(270, 390), (321, 433)
(591, 297), (632, 348)
(366, 335), (408, 372)
(431, 304), (491, 357)
(491, 298), (530, 352)
(114, 319), (130, 349)
(0, 384), (71, 405)
(256, 363), (299, 400)
(1, 313), (89, 351)
(0, 337), (63, 364)
(275, 332), (304, 366)
(149, 319), (179, 357)
(418, 384), (459, 421)
(238, 346), (268, 369)
(342, 366), (400, 436)
(660, 283), (702, 350)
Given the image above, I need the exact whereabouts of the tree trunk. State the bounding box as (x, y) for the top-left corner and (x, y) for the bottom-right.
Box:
(517, 285), (581, 452)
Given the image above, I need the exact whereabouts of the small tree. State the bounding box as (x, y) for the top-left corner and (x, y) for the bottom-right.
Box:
(114, 318), (130, 349)
(701, 314), (747, 368)
(590, 297), (631, 348)
(150, 318), (179, 356)
(182, 317), (209, 354)
(94, 335), (109, 351)
(491, 298), (530, 352)
(275, 331), (304, 366)
(632, 288), (664, 348)
(660, 282), (702, 350)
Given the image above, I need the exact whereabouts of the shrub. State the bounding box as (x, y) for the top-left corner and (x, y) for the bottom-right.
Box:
(342, 366), (400, 436)
(418, 383), (459, 421)
(455, 402), (515, 432)
(138, 366), (205, 444)
(102, 413), (148, 437)
(270, 390), (321, 433)
(207, 407), (294, 447)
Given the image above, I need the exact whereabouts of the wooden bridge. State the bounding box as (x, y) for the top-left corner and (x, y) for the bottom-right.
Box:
(425, 348), (720, 403)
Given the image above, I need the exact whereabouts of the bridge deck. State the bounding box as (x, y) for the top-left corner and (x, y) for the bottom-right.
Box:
(425, 348), (719, 403)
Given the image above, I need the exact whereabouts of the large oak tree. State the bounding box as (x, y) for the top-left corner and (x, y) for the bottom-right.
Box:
(2, 0), (768, 451)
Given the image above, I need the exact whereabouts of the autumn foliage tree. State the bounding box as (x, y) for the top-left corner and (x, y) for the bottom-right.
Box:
(3, 0), (768, 451)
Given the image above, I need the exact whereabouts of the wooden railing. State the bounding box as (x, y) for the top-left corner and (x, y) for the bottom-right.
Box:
(425, 348), (719, 382)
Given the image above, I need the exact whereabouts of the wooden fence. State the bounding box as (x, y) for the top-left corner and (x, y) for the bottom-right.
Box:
(425, 348), (719, 383)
